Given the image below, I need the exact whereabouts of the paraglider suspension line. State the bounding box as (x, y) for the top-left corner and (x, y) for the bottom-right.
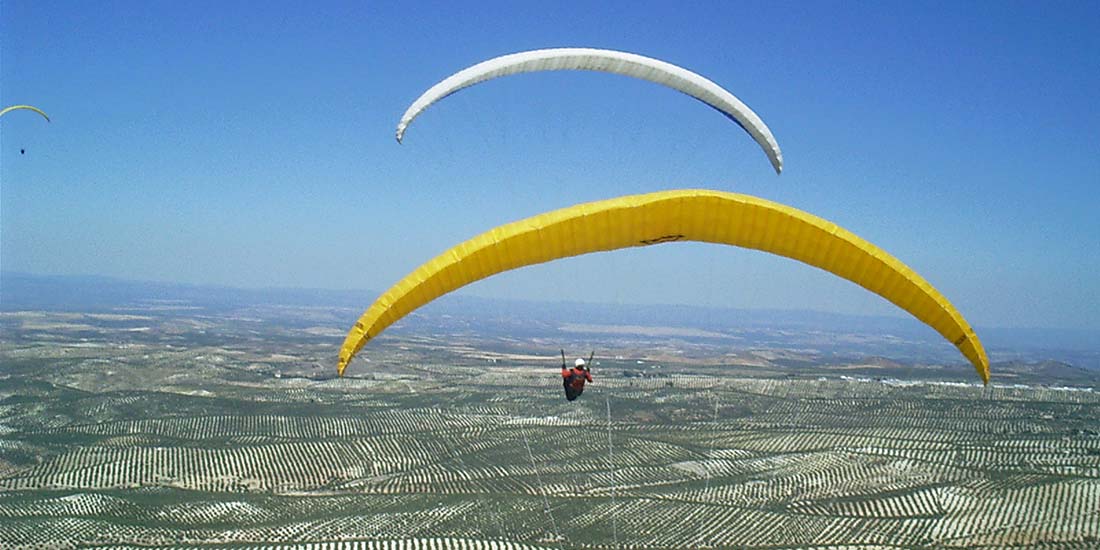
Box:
(606, 396), (619, 548)
(521, 426), (563, 548)
(696, 393), (720, 548)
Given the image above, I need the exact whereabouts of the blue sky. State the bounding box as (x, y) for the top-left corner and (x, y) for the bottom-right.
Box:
(2, 1), (1098, 331)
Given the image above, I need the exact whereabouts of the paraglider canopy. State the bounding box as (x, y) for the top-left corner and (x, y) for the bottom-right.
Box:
(337, 189), (988, 384)
(396, 48), (783, 174)
(0, 105), (50, 123)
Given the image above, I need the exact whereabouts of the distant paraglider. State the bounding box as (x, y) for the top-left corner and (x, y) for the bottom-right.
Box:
(2, 105), (50, 155)
(0, 104), (50, 123)
(337, 189), (989, 384)
(396, 48), (784, 174)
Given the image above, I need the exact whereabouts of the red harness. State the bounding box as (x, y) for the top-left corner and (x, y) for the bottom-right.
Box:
(563, 367), (592, 389)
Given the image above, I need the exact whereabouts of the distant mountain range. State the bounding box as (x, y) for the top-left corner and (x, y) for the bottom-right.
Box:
(3, 271), (1097, 369)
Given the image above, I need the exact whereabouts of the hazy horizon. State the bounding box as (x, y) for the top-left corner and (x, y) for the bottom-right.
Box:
(4, 271), (1098, 371)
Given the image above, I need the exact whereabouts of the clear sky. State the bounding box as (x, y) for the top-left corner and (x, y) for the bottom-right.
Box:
(2, 1), (1098, 331)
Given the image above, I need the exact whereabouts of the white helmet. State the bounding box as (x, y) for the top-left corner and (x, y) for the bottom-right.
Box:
(575, 358), (586, 367)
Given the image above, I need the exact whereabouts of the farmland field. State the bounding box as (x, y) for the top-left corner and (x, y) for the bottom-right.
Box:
(1, 304), (1098, 549)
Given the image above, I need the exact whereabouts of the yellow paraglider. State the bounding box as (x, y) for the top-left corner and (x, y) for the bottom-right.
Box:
(0, 105), (50, 122)
(338, 189), (989, 383)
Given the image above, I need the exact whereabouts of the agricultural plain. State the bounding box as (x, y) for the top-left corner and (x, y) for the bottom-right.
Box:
(1, 298), (1099, 549)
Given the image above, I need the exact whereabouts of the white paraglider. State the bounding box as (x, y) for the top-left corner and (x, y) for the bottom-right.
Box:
(396, 48), (783, 174)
